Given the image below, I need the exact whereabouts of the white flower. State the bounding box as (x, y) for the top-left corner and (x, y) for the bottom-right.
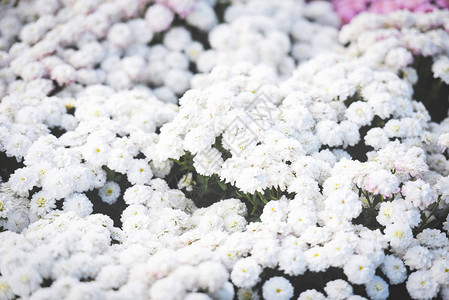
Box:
(29, 191), (56, 219)
(278, 248), (307, 276)
(150, 277), (185, 300)
(316, 120), (343, 147)
(231, 257), (262, 288)
(5, 267), (42, 298)
(127, 159), (153, 185)
(197, 261), (228, 293)
(430, 259), (449, 285)
(417, 229), (448, 249)
(107, 23), (133, 48)
(287, 208), (317, 236)
(406, 270), (439, 300)
(324, 279), (353, 300)
(365, 276), (389, 300)
(145, 4), (175, 32)
(364, 128), (389, 150)
(432, 55), (449, 84)
(262, 277), (294, 300)
(345, 101), (374, 126)
(123, 185), (153, 205)
(297, 289), (326, 300)
(164, 27), (192, 52)
(236, 288), (260, 300)
(304, 246), (328, 272)
(186, 2), (217, 31)
(325, 190), (362, 219)
(343, 255), (375, 285)
(301, 226), (332, 246)
(384, 222), (413, 250)
(403, 246), (432, 271)
(364, 169), (399, 198)
(401, 179), (435, 209)
(260, 199), (289, 225)
(251, 239), (280, 268)
(96, 265), (128, 290)
(41, 168), (75, 200)
(381, 255), (407, 285)
(51, 64), (75, 85)
(98, 181), (120, 205)
(0, 276), (14, 300)
(234, 167), (268, 194)
(63, 193), (93, 217)
(8, 168), (38, 196)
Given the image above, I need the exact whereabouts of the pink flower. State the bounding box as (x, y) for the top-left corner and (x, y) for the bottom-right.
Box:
(333, 0), (449, 24)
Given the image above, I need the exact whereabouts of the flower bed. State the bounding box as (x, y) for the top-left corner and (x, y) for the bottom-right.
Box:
(0, 1), (448, 299)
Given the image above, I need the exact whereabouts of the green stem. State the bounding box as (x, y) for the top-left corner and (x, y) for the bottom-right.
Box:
(417, 195), (442, 233)
(257, 191), (267, 204)
(362, 190), (373, 209)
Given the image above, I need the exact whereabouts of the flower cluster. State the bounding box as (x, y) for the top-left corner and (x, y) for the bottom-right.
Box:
(190, 0), (341, 86)
(0, 0), (220, 104)
(0, 1), (449, 300)
(332, 0), (449, 24)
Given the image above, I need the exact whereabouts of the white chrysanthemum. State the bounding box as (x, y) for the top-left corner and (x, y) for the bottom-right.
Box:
(364, 128), (389, 150)
(262, 277), (294, 300)
(96, 265), (128, 290)
(345, 101), (374, 126)
(145, 4), (175, 32)
(63, 193), (93, 217)
(406, 270), (439, 300)
(123, 185), (153, 205)
(364, 169), (399, 198)
(127, 159), (153, 185)
(381, 255), (407, 285)
(278, 248), (307, 276)
(304, 246), (328, 272)
(343, 255), (375, 285)
(403, 246), (432, 271)
(365, 276), (389, 300)
(324, 279), (353, 300)
(231, 257), (262, 288)
(237, 288), (260, 300)
(384, 222), (413, 250)
(297, 289), (326, 300)
(149, 277), (186, 300)
(8, 168), (38, 196)
(251, 239), (280, 268)
(0, 276), (14, 300)
(30, 191), (56, 218)
(401, 179), (435, 209)
(98, 181), (121, 205)
(197, 261), (229, 293)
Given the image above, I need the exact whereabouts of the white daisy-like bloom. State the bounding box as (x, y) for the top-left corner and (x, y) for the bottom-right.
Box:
(63, 193), (93, 217)
(262, 276), (294, 300)
(406, 270), (439, 300)
(230, 257), (262, 288)
(324, 279), (353, 300)
(98, 181), (120, 205)
(343, 255), (376, 285)
(365, 276), (389, 300)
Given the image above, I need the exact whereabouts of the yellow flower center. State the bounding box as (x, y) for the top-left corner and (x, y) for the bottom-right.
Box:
(394, 231), (404, 239)
(37, 198), (46, 207)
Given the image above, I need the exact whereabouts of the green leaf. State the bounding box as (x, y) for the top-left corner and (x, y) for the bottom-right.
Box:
(217, 181), (228, 191)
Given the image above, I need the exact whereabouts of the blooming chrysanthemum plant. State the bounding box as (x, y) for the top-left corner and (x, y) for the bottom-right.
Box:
(0, 1), (449, 299)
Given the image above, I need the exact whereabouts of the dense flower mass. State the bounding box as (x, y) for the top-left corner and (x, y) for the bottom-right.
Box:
(332, 0), (449, 24)
(0, 0), (449, 299)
